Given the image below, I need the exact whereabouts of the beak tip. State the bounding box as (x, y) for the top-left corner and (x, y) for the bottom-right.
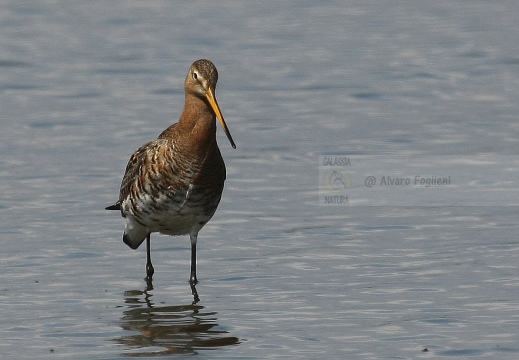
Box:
(206, 89), (236, 150)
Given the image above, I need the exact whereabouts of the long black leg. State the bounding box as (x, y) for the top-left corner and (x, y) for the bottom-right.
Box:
(190, 281), (200, 304)
(189, 234), (198, 284)
(146, 234), (154, 283)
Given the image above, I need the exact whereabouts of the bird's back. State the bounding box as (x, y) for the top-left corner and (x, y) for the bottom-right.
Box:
(117, 126), (226, 246)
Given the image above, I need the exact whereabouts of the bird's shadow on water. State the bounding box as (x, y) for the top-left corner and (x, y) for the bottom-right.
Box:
(112, 283), (240, 357)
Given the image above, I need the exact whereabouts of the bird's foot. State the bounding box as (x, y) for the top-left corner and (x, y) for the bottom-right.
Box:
(145, 262), (155, 290)
(146, 262), (155, 279)
(190, 281), (200, 304)
(145, 276), (154, 291)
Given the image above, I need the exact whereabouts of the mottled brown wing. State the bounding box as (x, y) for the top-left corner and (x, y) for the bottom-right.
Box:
(118, 137), (193, 208)
(118, 140), (156, 204)
(114, 123), (179, 208)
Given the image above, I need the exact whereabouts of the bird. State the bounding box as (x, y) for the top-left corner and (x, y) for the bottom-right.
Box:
(106, 59), (235, 288)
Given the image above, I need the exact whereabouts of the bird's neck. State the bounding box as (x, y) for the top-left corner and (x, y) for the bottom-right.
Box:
(181, 93), (216, 132)
(163, 93), (217, 155)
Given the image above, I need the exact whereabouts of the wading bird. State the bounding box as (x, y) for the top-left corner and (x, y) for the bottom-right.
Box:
(106, 59), (235, 289)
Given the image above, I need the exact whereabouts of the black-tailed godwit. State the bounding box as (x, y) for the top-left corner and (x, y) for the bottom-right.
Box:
(106, 59), (235, 288)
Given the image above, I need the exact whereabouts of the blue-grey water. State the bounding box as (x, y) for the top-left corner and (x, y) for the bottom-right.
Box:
(1, 1), (519, 359)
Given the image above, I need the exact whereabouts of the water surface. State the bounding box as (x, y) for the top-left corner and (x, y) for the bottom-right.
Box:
(1, 1), (519, 359)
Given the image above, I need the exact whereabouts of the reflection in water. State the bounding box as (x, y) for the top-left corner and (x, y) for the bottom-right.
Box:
(114, 287), (239, 356)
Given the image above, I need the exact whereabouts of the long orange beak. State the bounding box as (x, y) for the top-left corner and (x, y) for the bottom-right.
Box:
(206, 87), (236, 149)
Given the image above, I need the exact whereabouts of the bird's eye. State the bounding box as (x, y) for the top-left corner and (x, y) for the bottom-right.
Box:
(192, 71), (198, 80)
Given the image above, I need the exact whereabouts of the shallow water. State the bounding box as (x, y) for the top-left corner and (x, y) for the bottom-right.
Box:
(1, 1), (519, 359)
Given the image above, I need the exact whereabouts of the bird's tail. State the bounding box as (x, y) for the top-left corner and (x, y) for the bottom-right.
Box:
(105, 202), (120, 211)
